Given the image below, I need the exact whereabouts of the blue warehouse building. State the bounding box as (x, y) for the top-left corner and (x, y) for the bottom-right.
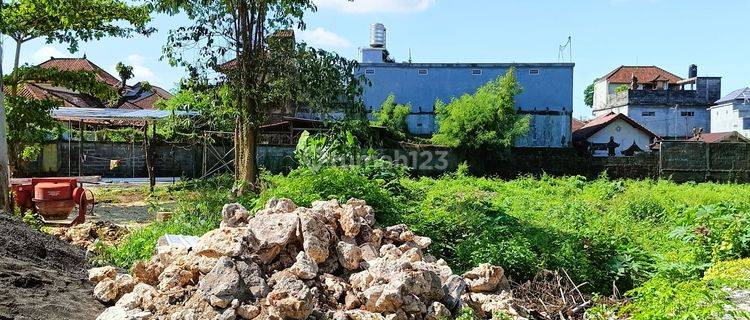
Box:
(358, 24), (575, 148)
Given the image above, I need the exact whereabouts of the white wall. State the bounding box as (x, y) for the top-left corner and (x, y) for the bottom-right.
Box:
(593, 79), (609, 111)
(711, 102), (750, 137)
(587, 119), (654, 157)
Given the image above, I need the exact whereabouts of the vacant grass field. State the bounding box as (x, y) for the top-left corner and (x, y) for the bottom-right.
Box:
(104, 166), (750, 319)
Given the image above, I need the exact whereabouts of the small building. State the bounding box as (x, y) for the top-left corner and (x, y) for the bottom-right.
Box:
(710, 87), (750, 137)
(592, 65), (720, 139)
(573, 112), (659, 157)
(358, 23), (575, 148)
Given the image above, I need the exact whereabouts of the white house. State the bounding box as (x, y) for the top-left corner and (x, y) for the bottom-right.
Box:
(710, 87), (750, 137)
(573, 112), (659, 157)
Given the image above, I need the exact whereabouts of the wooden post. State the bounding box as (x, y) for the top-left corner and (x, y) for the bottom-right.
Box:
(78, 120), (84, 177)
(0, 45), (11, 213)
(142, 121), (155, 192)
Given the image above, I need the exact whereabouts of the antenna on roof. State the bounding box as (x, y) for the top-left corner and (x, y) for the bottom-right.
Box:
(408, 49), (413, 63)
(557, 36), (572, 63)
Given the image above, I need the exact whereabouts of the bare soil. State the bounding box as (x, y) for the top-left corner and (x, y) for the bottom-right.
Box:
(0, 214), (104, 320)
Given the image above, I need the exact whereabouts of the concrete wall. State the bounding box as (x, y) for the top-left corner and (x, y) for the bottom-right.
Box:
(711, 102), (750, 136)
(592, 79), (609, 111)
(660, 141), (750, 182)
(626, 105), (710, 138)
(358, 63), (574, 147)
(587, 119), (654, 157)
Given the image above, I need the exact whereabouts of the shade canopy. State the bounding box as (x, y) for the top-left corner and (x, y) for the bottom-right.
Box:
(52, 107), (197, 122)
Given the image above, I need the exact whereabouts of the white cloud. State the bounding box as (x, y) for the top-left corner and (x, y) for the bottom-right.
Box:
(298, 27), (351, 49)
(31, 45), (71, 64)
(314, 0), (435, 13)
(108, 54), (160, 86)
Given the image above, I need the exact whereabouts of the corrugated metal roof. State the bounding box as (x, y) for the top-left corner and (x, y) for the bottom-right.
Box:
(51, 107), (196, 121)
(715, 87), (750, 104)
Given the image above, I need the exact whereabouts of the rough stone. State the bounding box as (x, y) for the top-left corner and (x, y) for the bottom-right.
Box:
(198, 257), (267, 308)
(442, 275), (467, 310)
(194, 227), (257, 258)
(116, 283), (158, 311)
(221, 203), (250, 228)
(267, 277), (316, 319)
(94, 278), (119, 303)
(463, 263), (509, 293)
(89, 266), (117, 283)
(289, 251), (318, 280)
(425, 301), (451, 320)
(298, 209), (332, 263)
(247, 212), (300, 263)
(337, 241), (362, 271)
(236, 304), (260, 319)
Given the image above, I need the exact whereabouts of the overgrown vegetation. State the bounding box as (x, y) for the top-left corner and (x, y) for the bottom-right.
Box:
(374, 94), (411, 138)
(432, 68), (530, 151)
(103, 160), (750, 318)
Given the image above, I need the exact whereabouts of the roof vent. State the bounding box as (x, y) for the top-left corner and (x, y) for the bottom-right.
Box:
(370, 23), (386, 48)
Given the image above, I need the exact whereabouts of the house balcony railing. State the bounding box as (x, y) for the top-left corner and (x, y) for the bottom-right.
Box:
(607, 90), (714, 108)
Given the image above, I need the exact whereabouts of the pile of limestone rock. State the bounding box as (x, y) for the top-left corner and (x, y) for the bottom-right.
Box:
(90, 198), (525, 320)
(50, 221), (128, 252)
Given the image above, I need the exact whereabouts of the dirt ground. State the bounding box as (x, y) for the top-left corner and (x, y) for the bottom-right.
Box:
(86, 185), (175, 228)
(0, 214), (105, 320)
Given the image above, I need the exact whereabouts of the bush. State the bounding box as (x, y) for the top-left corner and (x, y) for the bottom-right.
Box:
(373, 94), (411, 138)
(621, 277), (730, 320)
(432, 68), (529, 150)
(703, 258), (750, 288)
(671, 203), (750, 263)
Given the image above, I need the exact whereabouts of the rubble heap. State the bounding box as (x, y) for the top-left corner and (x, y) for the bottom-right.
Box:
(92, 199), (526, 320)
(49, 221), (128, 251)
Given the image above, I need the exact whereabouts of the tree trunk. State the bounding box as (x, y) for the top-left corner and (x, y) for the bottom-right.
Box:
(0, 45), (11, 213)
(235, 121), (258, 194)
(11, 39), (22, 96)
(143, 122), (156, 192)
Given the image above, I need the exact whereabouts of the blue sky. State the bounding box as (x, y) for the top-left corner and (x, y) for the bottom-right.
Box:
(3, 0), (750, 119)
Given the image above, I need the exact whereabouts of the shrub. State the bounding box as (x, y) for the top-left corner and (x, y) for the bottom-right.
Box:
(432, 68), (529, 150)
(703, 258), (750, 288)
(621, 277), (730, 320)
(671, 203), (750, 263)
(374, 94), (411, 138)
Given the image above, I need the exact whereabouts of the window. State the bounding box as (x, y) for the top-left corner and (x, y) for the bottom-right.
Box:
(365, 69), (375, 75)
(681, 111), (695, 117)
(529, 69), (540, 75)
(642, 111), (656, 117)
(418, 69), (429, 76)
(744, 118), (750, 130)
(471, 69), (482, 75)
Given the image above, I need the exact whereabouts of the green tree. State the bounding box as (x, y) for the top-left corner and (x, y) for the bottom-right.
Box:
(374, 94), (411, 138)
(432, 68), (530, 150)
(3, 66), (115, 173)
(0, 0), (153, 76)
(584, 81), (595, 107)
(0, 0), (154, 173)
(156, 0), (366, 193)
(156, 82), (236, 141)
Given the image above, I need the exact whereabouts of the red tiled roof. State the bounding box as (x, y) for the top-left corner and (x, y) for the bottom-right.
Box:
(687, 132), (750, 143)
(573, 112), (659, 141)
(38, 57), (122, 87)
(572, 118), (586, 132)
(602, 66), (683, 84)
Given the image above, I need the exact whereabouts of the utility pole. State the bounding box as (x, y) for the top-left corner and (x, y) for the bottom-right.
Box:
(0, 43), (13, 213)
